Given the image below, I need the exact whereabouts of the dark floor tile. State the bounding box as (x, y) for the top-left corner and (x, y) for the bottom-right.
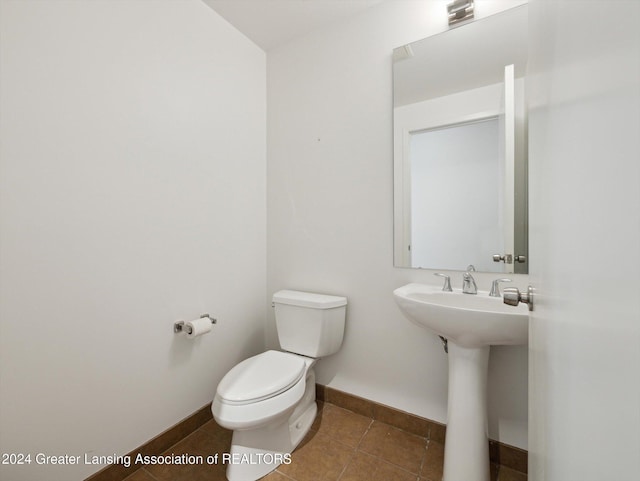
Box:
(261, 470), (296, 480)
(122, 469), (157, 481)
(491, 462), (500, 481)
(341, 451), (418, 481)
(312, 403), (372, 448)
(358, 421), (427, 474)
(420, 440), (444, 481)
(198, 419), (233, 445)
(277, 430), (354, 481)
(143, 429), (228, 481)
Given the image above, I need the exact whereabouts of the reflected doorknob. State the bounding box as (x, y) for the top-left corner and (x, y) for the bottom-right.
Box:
(503, 286), (534, 311)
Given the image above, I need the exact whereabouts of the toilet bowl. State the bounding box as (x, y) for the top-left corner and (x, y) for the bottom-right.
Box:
(212, 290), (347, 481)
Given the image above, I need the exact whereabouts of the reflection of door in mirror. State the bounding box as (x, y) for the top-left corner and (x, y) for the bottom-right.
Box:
(408, 117), (504, 271)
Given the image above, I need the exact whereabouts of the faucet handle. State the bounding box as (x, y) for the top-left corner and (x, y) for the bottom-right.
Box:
(434, 273), (452, 292)
(489, 278), (512, 297)
(466, 264), (476, 272)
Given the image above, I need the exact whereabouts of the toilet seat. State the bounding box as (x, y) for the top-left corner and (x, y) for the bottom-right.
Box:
(212, 351), (309, 430)
(217, 350), (306, 404)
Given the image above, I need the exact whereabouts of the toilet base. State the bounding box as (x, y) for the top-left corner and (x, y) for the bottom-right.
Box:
(225, 370), (317, 481)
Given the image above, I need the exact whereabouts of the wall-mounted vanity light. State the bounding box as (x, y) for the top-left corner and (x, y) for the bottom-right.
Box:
(447, 0), (474, 26)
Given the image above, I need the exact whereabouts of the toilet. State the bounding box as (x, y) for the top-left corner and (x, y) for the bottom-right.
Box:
(212, 290), (347, 481)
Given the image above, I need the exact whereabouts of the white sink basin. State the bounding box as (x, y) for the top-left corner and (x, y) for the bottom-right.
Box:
(393, 283), (528, 348)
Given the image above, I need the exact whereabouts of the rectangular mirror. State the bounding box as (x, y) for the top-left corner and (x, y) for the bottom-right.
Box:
(393, 5), (528, 273)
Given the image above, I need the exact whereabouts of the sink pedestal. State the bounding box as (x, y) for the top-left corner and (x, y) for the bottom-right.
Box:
(443, 343), (490, 481)
(392, 283), (529, 481)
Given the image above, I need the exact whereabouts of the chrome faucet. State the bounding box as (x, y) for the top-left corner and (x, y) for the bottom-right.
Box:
(462, 268), (477, 294)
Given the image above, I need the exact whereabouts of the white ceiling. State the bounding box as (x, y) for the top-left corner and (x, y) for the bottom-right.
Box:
(202, 0), (385, 51)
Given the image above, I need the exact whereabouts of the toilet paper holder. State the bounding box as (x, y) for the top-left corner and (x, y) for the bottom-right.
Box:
(174, 314), (217, 334)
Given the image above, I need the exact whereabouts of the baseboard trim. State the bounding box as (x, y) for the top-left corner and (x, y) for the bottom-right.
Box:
(83, 403), (212, 481)
(316, 384), (527, 474)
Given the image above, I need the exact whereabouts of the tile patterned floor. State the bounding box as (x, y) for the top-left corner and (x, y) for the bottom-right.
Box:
(123, 402), (526, 481)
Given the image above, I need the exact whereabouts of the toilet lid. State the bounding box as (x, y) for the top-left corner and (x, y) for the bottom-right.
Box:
(217, 350), (306, 404)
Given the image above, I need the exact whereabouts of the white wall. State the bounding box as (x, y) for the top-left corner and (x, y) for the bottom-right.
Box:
(0, 1), (266, 479)
(528, 0), (640, 479)
(267, 0), (528, 448)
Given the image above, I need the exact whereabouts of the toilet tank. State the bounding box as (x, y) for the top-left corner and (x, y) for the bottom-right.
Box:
(273, 290), (347, 358)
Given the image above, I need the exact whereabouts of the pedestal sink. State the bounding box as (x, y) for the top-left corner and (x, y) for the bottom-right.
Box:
(393, 283), (528, 481)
